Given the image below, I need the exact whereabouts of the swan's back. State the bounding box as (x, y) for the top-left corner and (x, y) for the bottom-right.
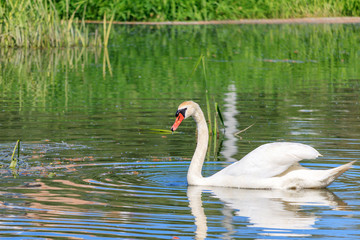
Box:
(217, 142), (321, 178)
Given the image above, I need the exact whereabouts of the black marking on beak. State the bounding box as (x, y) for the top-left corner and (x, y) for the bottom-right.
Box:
(175, 108), (187, 118)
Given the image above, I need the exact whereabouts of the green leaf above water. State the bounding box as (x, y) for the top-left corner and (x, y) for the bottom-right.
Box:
(148, 129), (177, 134)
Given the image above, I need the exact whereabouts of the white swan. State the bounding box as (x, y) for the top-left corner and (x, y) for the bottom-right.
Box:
(171, 101), (355, 189)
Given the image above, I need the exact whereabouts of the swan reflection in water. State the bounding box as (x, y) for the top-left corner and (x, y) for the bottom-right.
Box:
(187, 186), (347, 239)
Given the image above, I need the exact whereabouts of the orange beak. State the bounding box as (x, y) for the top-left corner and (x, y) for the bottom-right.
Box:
(171, 113), (184, 132)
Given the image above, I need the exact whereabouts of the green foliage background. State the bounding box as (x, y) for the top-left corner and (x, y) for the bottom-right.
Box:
(53, 0), (360, 22)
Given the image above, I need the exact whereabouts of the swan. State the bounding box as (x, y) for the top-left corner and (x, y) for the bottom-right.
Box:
(171, 101), (355, 189)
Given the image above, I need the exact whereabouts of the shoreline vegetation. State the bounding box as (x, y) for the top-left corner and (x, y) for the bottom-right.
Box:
(54, 0), (360, 22)
(85, 17), (360, 25)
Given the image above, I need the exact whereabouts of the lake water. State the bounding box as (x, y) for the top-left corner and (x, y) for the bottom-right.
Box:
(0, 23), (360, 239)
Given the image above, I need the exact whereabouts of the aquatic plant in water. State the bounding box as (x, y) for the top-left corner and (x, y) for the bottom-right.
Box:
(186, 54), (225, 159)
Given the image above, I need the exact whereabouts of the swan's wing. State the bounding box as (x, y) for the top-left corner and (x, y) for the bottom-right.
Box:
(218, 142), (321, 178)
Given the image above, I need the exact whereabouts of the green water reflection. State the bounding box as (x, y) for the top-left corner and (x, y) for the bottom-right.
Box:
(1, 24), (360, 109)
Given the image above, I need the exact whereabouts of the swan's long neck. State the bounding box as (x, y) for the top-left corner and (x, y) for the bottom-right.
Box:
(187, 107), (209, 185)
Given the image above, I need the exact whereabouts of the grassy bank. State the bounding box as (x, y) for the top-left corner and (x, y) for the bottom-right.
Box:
(55, 0), (360, 22)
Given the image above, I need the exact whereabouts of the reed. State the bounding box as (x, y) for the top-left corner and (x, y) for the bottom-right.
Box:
(184, 53), (225, 158)
(0, 0), (112, 48)
(201, 56), (213, 134)
(103, 12), (115, 47)
(195, 54), (225, 158)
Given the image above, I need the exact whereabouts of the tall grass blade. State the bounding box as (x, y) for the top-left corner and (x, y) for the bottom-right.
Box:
(103, 13), (107, 47)
(201, 55), (212, 133)
(104, 12), (115, 47)
(201, 55), (208, 89)
(213, 106), (217, 156)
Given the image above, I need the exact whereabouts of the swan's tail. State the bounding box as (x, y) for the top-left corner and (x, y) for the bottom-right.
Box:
(320, 161), (356, 188)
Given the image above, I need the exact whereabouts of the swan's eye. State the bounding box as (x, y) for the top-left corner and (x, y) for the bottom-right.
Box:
(175, 108), (187, 118)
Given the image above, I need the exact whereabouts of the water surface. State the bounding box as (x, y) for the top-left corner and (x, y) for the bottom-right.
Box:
(0, 23), (360, 239)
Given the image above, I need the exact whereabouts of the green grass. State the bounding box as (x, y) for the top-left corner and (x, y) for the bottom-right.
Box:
(0, 0), (113, 48)
(53, 0), (360, 22)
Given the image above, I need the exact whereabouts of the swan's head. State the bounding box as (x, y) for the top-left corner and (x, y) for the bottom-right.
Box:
(171, 101), (199, 132)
